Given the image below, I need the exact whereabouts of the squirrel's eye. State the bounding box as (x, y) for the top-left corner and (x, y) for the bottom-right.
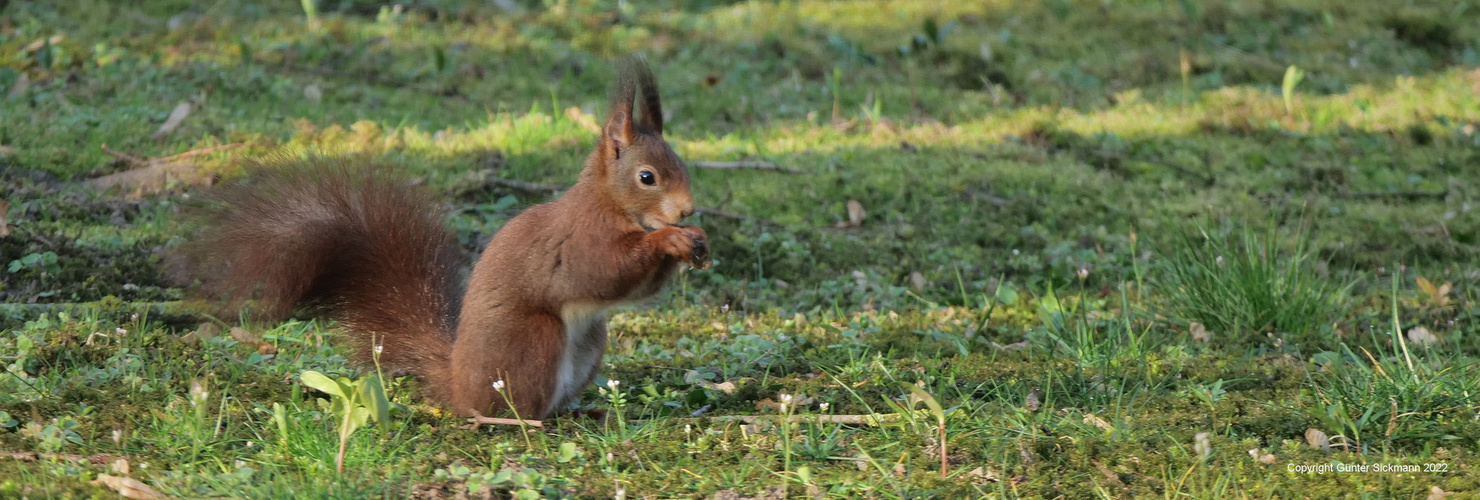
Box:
(639, 170), (656, 186)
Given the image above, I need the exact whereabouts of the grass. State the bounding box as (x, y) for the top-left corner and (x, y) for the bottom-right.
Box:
(2, 0), (1480, 497)
(1158, 217), (1350, 348)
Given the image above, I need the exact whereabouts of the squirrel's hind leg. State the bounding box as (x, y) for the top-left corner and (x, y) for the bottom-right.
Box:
(449, 312), (564, 419)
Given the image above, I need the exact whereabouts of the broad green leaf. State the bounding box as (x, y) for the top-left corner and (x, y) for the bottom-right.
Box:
(341, 406), (371, 439)
(357, 374), (391, 434)
(901, 383), (946, 425)
(994, 283), (1019, 305)
(300, 371), (344, 398)
(491, 469), (513, 483)
(272, 403), (289, 444)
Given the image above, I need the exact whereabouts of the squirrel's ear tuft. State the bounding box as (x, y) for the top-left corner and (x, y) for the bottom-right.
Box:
(630, 58), (663, 136)
(603, 61), (639, 154)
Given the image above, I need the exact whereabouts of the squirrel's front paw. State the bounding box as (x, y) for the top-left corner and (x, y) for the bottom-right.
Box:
(682, 226), (711, 269)
(658, 226), (710, 269)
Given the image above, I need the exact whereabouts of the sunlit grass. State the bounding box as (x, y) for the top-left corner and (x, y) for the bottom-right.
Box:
(1, 0), (1479, 497)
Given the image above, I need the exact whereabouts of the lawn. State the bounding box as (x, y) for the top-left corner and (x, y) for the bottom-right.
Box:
(2, 0), (1479, 497)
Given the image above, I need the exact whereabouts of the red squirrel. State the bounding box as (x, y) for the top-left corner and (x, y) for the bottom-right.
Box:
(185, 59), (710, 420)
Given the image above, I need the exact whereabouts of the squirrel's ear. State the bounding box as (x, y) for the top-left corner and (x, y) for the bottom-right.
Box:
(632, 60), (663, 136)
(603, 69), (637, 155)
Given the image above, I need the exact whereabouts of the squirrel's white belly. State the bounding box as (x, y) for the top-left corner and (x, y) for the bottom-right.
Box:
(553, 302), (608, 413)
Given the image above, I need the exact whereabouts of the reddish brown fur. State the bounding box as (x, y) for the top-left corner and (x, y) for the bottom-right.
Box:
(184, 58), (707, 419)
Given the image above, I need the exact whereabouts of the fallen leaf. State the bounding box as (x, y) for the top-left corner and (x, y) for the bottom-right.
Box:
(21, 35), (64, 53)
(1018, 443), (1036, 464)
(86, 143), (241, 198)
(706, 381), (737, 394)
(1305, 428), (1330, 452)
(1429, 485), (1452, 500)
(0, 199), (9, 237)
(6, 73), (29, 100)
(837, 200), (866, 228)
(1023, 390), (1040, 412)
(181, 323), (221, 345)
(230, 327), (261, 344)
(152, 102), (193, 139)
(965, 466), (999, 484)
(1407, 327), (1439, 347)
(257, 342), (278, 356)
(1083, 413), (1113, 432)
(1189, 322), (1211, 342)
(1247, 448), (1276, 464)
(1417, 276), (1437, 297)
(110, 458), (130, 475)
(92, 475), (168, 500)
(1090, 459), (1123, 486)
(84, 161), (207, 198)
(990, 341), (1029, 351)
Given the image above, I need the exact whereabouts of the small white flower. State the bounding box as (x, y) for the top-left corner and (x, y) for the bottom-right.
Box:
(1012, 249), (1020, 255)
(115, 327), (127, 336)
(111, 429), (123, 444)
(684, 424), (692, 436)
(819, 402), (830, 411)
(1076, 265), (1089, 280)
(374, 344), (384, 354)
(491, 380), (505, 391)
(189, 379), (209, 405)
(1194, 432), (1211, 460)
(1215, 255), (1224, 266)
(606, 379), (621, 391)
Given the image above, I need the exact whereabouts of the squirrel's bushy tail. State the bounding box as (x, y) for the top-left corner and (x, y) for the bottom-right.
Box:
(184, 156), (463, 392)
